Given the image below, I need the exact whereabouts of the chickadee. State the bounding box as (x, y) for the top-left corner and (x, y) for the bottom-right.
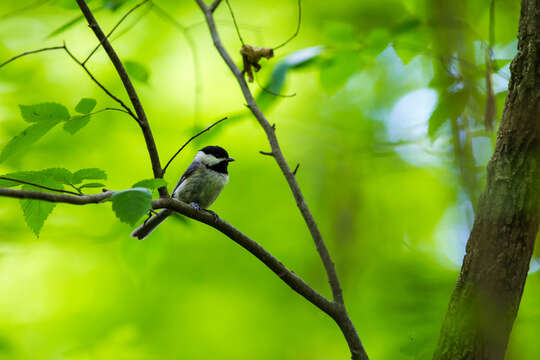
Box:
(131, 145), (234, 240)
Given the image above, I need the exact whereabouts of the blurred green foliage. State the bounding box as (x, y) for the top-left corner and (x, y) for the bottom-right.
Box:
(0, 0), (538, 359)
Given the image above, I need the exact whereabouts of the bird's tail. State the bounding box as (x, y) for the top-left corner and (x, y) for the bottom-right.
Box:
(131, 209), (173, 240)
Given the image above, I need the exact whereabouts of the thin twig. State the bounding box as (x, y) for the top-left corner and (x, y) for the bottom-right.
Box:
(83, 0), (150, 65)
(273, 0), (301, 50)
(0, 177), (81, 196)
(75, 0), (168, 197)
(259, 151), (274, 156)
(162, 117), (228, 175)
(111, 2), (154, 42)
(292, 163), (300, 175)
(224, 0), (244, 45)
(0, 46), (64, 68)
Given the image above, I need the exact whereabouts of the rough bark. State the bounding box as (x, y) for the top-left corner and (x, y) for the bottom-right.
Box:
(433, 1), (540, 359)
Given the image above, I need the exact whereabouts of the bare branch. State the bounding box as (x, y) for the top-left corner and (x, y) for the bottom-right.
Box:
(194, 2), (368, 358)
(75, 0), (168, 197)
(292, 163), (300, 175)
(83, 0), (150, 65)
(259, 151), (274, 156)
(162, 117), (228, 175)
(0, 177), (81, 196)
(0, 187), (113, 204)
(224, 0), (244, 45)
(0, 46), (64, 68)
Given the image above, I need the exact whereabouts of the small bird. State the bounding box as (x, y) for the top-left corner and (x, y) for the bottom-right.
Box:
(131, 145), (234, 240)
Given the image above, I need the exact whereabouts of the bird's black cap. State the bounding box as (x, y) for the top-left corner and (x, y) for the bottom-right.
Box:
(201, 145), (229, 159)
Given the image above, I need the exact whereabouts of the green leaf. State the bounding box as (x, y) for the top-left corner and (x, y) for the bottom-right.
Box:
(124, 61), (149, 83)
(132, 178), (167, 190)
(79, 182), (106, 189)
(40, 168), (73, 185)
(72, 168), (107, 184)
(19, 103), (70, 123)
(20, 194), (56, 237)
(0, 119), (61, 162)
(111, 188), (152, 226)
(75, 98), (97, 114)
(63, 115), (91, 134)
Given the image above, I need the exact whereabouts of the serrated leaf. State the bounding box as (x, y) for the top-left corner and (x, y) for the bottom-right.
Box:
(63, 115), (91, 134)
(79, 182), (106, 189)
(0, 171), (41, 187)
(111, 188), (152, 225)
(124, 61), (149, 83)
(20, 194), (56, 237)
(0, 119), (61, 163)
(19, 103), (70, 123)
(75, 98), (97, 114)
(41, 168), (73, 184)
(72, 168), (107, 184)
(132, 178), (167, 190)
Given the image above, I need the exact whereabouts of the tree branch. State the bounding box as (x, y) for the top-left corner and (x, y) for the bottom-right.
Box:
(83, 0), (150, 65)
(194, 2), (368, 359)
(75, 0), (168, 197)
(162, 117), (228, 175)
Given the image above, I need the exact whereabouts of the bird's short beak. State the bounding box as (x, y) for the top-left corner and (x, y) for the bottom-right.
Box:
(226, 158), (235, 162)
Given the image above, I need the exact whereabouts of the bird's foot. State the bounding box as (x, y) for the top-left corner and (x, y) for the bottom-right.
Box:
(190, 202), (201, 212)
(203, 209), (219, 223)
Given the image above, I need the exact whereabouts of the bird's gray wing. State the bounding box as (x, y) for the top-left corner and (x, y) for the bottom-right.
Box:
(172, 160), (200, 194)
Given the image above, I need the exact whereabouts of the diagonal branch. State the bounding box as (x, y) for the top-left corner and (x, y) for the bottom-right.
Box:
(194, 1), (368, 359)
(75, 0), (168, 197)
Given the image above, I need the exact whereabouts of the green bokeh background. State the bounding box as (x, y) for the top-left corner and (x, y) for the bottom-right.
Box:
(1, 0), (538, 359)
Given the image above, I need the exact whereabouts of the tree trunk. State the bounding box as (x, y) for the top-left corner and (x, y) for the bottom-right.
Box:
(433, 1), (540, 359)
